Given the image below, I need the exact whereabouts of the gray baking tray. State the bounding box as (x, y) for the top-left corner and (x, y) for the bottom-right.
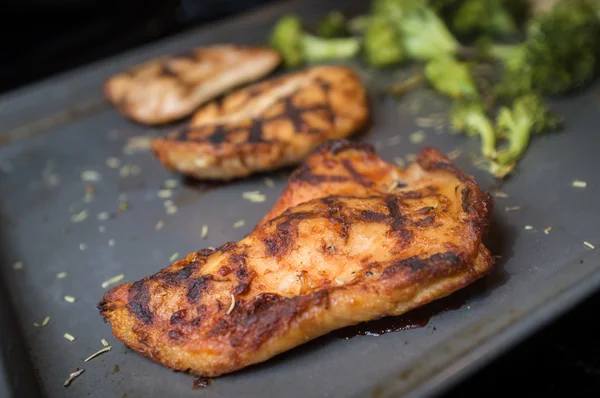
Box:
(1, 1), (599, 397)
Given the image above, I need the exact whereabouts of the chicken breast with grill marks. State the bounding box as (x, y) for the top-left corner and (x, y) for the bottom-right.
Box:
(98, 140), (494, 377)
(104, 45), (281, 124)
(151, 65), (369, 180)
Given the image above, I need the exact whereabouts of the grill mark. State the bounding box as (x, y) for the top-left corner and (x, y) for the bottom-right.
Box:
(233, 283), (250, 296)
(170, 310), (187, 325)
(127, 281), (153, 325)
(291, 164), (350, 185)
(264, 211), (314, 256)
(342, 159), (373, 187)
(358, 210), (389, 224)
(381, 252), (462, 278)
(324, 139), (375, 155)
(413, 214), (436, 227)
(322, 196), (350, 240)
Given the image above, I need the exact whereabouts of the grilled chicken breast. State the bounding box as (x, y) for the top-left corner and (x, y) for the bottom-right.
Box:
(151, 66), (369, 180)
(99, 141), (494, 377)
(104, 45), (281, 124)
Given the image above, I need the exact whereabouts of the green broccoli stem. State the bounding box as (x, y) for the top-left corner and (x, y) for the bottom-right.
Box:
(496, 125), (530, 165)
(301, 34), (361, 62)
(468, 113), (497, 158)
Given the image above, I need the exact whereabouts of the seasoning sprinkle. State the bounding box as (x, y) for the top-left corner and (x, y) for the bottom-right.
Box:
(81, 170), (100, 182)
(505, 206), (521, 212)
(71, 210), (89, 223)
(12, 261), (24, 270)
(63, 333), (75, 342)
(41, 316), (51, 327)
(264, 178), (275, 188)
(102, 274), (124, 289)
(405, 153), (417, 162)
(494, 192), (510, 198)
(387, 180), (399, 193)
(79, 243), (87, 251)
(158, 189), (172, 199)
(524, 225), (534, 230)
(409, 130), (426, 144)
(447, 149), (462, 160)
(33, 322), (40, 327)
(101, 339), (109, 347)
(584, 241), (596, 249)
(201, 225), (208, 239)
(63, 369), (84, 388)
(386, 135), (402, 146)
(106, 157), (120, 169)
(64, 296), (76, 303)
(233, 220), (245, 229)
(242, 191), (266, 203)
(118, 201), (129, 212)
(544, 226), (553, 235)
(226, 294), (236, 315)
(393, 157), (406, 168)
(97, 211), (110, 221)
(84, 346), (112, 362)
(57, 272), (67, 279)
(108, 239), (115, 247)
(98, 225), (106, 233)
(572, 179), (587, 188)
(169, 252), (179, 262)
(155, 220), (165, 231)
(164, 179), (178, 189)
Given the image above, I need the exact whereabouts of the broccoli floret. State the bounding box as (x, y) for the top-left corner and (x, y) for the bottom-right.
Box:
(372, 0), (460, 61)
(364, 16), (404, 67)
(493, 94), (560, 176)
(491, 0), (600, 96)
(317, 11), (349, 38)
(301, 34), (361, 62)
(452, 0), (525, 36)
(270, 14), (304, 68)
(450, 100), (496, 158)
(270, 14), (361, 67)
(424, 56), (479, 100)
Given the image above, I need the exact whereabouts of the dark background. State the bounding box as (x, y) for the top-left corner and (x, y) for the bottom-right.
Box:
(1, 0), (599, 396)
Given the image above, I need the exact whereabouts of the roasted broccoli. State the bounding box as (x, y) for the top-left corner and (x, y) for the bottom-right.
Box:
(317, 11), (349, 38)
(270, 14), (304, 68)
(364, 16), (404, 67)
(424, 56), (479, 100)
(450, 100), (496, 158)
(452, 0), (527, 36)
(492, 94), (560, 176)
(491, 0), (600, 96)
(372, 0), (460, 60)
(270, 14), (360, 67)
(301, 34), (361, 62)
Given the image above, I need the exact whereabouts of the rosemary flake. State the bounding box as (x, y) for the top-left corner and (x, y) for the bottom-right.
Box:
(233, 220), (245, 229)
(41, 316), (51, 327)
(524, 225), (534, 230)
(71, 210), (88, 223)
(101, 338), (109, 347)
(584, 241), (595, 250)
(226, 294), (236, 315)
(64, 296), (76, 303)
(572, 179), (587, 188)
(155, 220), (165, 231)
(63, 369), (84, 388)
(544, 226), (553, 235)
(264, 177), (275, 188)
(169, 252), (179, 262)
(101, 274), (124, 289)
(494, 191), (509, 198)
(57, 272), (67, 279)
(164, 179), (178, 189)
(63, 333), (75, 341)
(12, 261), (24, 270)
(242, 191), (266, 203)
(505, 206), (521, 212)
(84, 346), (112, 362)
(201, 225), (208, 239)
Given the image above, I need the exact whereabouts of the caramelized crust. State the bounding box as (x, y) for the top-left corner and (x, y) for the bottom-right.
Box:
(99, 141), (493, 377)
(104, 45), (280, 124)
(151, 66), (369, 180)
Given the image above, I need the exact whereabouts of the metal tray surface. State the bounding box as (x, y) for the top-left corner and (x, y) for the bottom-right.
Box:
(1, 1), (600, 397)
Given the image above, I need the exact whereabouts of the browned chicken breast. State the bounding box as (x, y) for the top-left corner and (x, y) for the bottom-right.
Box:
(151, 65), (369, 180)
(104, 45), (281, 124)
(99, 141), (494, 377)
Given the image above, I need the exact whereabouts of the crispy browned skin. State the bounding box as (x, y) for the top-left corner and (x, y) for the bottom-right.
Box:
(151, 66), (369, 180)
(104, 45), (281, 124)
(99, 141), (493, 377)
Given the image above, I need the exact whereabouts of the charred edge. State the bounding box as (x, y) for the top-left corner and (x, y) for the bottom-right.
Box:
(342, 159), (373, 187)
(218, 266), (232, 276)
(168, 329), (183, 340)
(159, 262), (199, 286)
(461, 187), (474, 214)
(357, 210), (389, 224)
(384, 195), (405, 231)
(187, 276), (214, 303)
(197, 248), (217, 257)
(319, 139), (375, 156)
(127, 281), (153, 325)
(231, 253), (249, 280)
(170, 310), (187, 325)
(415, 206), (435, 215)
(381, 252), (462, 278)
(291, 164), (350, 185)
(209, 291), (329, 350)
(97, 298), (109, 320)
(412, 214), (436, 227)
(218, 242), (237, 253)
